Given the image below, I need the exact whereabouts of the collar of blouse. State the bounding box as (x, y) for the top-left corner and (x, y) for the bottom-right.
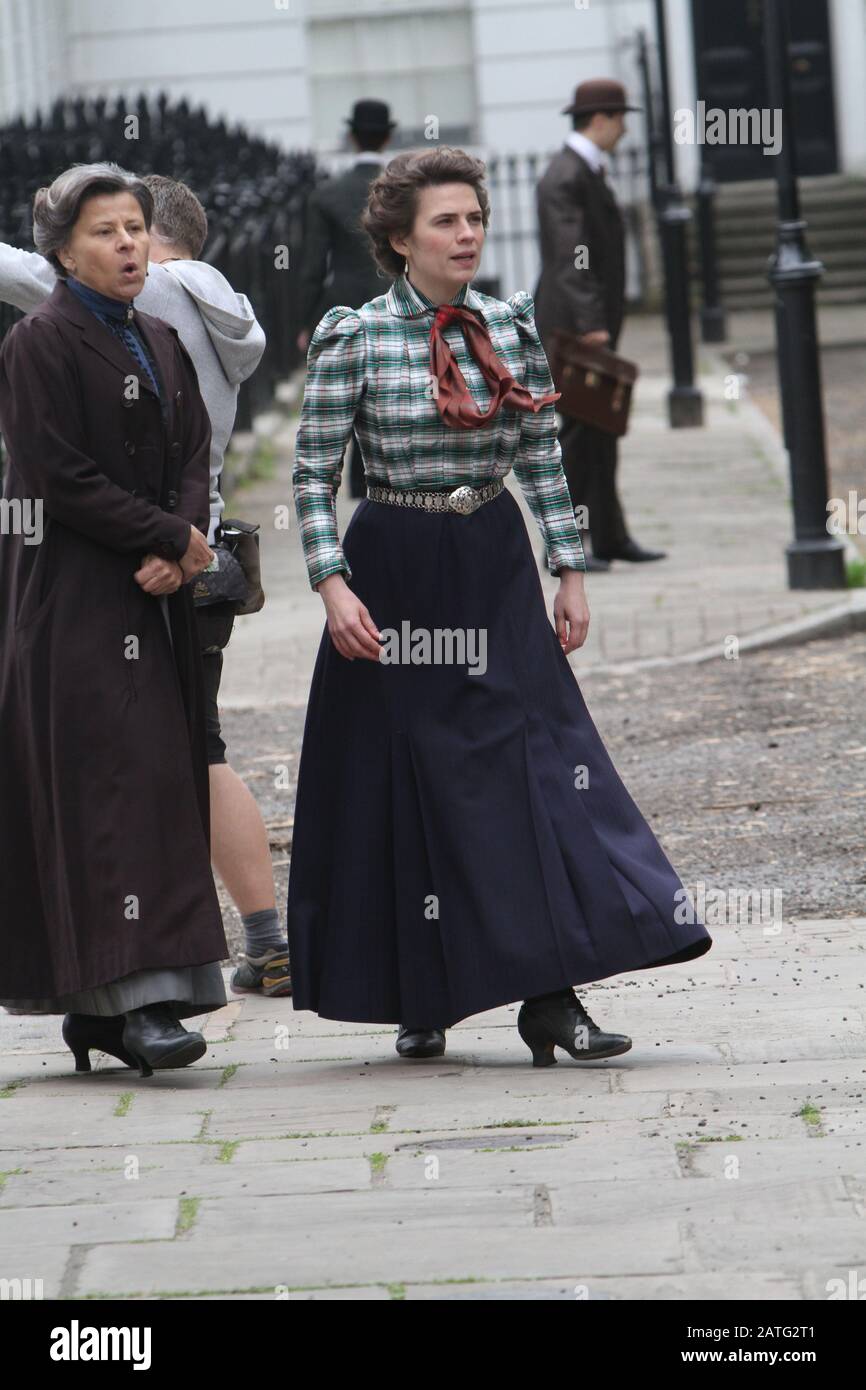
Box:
(387, 271), (481, 320)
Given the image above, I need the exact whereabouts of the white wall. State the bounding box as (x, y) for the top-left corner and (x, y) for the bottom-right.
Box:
(0, 0), (69, 122)
(0, 0), (860, 188)
(470, 0), (652, 157)
(306, 0), (476, 153)
(64, 0), (310, 147)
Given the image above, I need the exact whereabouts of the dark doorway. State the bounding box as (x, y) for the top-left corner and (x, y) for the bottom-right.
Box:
(690, 0), (838, 181)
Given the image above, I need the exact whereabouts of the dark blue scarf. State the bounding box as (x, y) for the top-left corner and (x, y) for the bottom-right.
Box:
(66, 275), (162, 402)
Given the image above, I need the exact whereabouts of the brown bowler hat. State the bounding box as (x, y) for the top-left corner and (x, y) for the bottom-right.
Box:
(561, 78), (641, 117)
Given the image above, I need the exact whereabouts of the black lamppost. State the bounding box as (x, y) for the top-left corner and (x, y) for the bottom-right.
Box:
(696, 154), (726, 343)
(653, 0), (704, 427)
(763, 0), (846, 588)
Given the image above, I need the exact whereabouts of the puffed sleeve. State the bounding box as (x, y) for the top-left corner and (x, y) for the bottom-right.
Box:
(292, 305), (366, 589)
(508, 291), (586, 575)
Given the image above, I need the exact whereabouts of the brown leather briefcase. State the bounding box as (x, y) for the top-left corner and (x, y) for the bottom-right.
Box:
(547, 329), (639, 437)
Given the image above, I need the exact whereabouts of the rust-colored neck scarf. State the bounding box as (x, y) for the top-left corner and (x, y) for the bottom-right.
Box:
(429, 303), (560, 430)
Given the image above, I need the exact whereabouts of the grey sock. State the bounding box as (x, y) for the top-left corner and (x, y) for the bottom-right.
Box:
(241, 908), (286, 957)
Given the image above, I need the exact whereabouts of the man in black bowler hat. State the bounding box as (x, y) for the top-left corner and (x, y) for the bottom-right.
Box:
(535, 79), (666, 569)
(297, 99), (397, 498)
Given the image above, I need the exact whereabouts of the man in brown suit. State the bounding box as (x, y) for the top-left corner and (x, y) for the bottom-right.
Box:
(535, 79), (666, 569)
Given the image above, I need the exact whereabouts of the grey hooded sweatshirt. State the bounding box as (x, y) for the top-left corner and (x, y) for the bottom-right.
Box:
(0, 247), (266, 542)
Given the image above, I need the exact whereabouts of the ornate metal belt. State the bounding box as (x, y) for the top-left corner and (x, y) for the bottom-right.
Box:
(365, 478), (503, 515)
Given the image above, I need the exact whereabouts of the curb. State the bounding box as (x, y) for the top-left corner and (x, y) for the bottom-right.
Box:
(579, 587), (866, 678)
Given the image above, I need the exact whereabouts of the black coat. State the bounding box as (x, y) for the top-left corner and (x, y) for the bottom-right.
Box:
(534, 146), (626, 351)
(297, 161), (390, 330)
(0, 279), (226, 998)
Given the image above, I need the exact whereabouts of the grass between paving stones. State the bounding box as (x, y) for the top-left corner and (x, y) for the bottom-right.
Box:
(476, 1144), (565, 1154)
(216, 1141), (241, 1163)
(846, 556), (866, 587)
(218, 1063), (241, 1088)
(114, 1092), (134, 1117)
(0, 1169), (22, 1192)
(368, 1152), (388, 1176)
(0, 1079), (25, 1098)
(151, 1118), (646, 1147)
(151, 1115), (722, 1153)
(82, 1276), (492, 1299)
(798, 1101), (825, 1134)
(676, 1137), (744, 1148)
(175, 1197), (200, 1237)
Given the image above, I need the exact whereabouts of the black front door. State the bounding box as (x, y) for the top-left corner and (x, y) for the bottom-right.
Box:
(690, 0), (838, 181)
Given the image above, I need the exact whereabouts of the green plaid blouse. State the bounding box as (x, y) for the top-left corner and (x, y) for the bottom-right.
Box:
(293, 271), (587, 589)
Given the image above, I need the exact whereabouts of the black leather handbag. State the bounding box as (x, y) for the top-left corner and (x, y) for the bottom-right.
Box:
(191, 518), (265, 653)
(192, 518), (265, 615)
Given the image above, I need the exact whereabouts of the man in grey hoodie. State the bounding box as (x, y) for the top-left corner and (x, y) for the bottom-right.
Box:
(0, 169), (290, 998)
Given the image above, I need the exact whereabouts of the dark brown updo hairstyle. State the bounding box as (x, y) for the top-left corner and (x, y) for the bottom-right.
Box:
(360, 146), (491, 279)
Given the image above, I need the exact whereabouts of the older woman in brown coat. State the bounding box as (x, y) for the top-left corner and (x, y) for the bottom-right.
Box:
(0, 163), (228, 1077)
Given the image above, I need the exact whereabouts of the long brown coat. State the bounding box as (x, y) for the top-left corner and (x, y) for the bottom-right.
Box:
(0, 279), (227, 998)
(534, 146), (626, 351)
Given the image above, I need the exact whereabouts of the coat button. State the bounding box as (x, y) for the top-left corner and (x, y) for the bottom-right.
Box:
(131, 488), (140, 498)
(124, 440), (136, 454)
(175, 391), (183, 405)
(167, 490), (179, 508)
(170, 442), (182, 457)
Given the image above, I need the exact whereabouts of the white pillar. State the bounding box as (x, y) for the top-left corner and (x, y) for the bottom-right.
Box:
(828, 0), (866, 173)
(665, 0), (699, 191)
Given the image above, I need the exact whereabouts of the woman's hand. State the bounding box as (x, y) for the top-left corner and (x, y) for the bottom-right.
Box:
(317, 574), (382, 661)
(135, 555), (184, 595)
(179, 526), (215, 581)
(554, 569), (590, 654)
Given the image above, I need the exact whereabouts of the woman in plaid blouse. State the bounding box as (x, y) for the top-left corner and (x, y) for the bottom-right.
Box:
(287, 147), (711, 1065)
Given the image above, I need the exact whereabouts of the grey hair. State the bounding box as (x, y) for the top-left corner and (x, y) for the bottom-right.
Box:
(32, 162), (154, 276)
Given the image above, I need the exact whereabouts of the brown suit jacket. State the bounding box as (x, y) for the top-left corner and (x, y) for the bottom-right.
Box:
(534, 145), (626, 353)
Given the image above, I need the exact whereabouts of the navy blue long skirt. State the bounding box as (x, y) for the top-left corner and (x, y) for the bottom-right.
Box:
(286, 487), (711, 1027)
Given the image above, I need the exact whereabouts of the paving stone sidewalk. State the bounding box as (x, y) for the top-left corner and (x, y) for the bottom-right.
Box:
(2, 314), (865, 1300)
(1, 925), (864, 1300)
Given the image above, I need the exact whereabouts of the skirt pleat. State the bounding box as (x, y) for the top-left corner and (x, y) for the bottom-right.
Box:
(287, 488), (711, 1026)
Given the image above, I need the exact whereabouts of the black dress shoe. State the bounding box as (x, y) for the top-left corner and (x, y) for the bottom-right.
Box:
(62, 1013), (138, 1073)
(121, 1004), (207, 1079)
(595, 539), (667, 563)
(395, 1025), (447, 1058)
(517, 989), (631, 1067)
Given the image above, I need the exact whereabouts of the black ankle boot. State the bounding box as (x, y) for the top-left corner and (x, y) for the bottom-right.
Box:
(395, 1025), (446, 1058)
(61, 1013), (138, 1073)
(121, 1004), (207, 1079)
(517, 990), (631, 1067)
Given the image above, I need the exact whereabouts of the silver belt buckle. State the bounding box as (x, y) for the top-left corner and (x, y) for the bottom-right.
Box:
(448, 485), (481, 515)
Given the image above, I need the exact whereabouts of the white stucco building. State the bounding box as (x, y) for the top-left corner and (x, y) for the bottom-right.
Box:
(1, 0), (865, 182)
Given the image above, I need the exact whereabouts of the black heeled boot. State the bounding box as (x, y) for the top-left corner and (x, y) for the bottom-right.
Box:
(395, 1025), (447, 1058)
(517, 988), (632, 1067)
(62, 1013), (138, 1073)
(121, 1004), (207, 1079)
